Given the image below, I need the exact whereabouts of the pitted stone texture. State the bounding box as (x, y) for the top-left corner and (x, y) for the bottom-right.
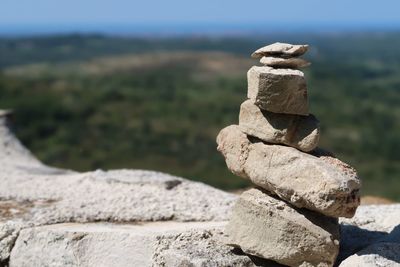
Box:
(216, 125), (361, 218)
(239, 100), (320, 152)
(225, 188), (340, 267)
(9, 222), (276, 267)
(0, 169), (236, 225)
(247, 66), (309, 115)
(339, 242), (400, 267)
(0, 222), (23, 262)
(260, 56), (311, 68)
(251, 43), (309, 59)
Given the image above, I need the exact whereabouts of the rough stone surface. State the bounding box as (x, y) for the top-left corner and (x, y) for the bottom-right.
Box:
(251, 43), (309, 59)
(9, 221), (281, 267)
(217, 125), (361, 218)
(225, 188), (340, 267)
(239, 99), (320, 152)
(0, 222), (23, 262)
(247, 66), (309, 115)
(339, 242), (400, 267)
(260, 56), (311, 68)
(0, 114), (236, 224)
(0, 169), (236, 225)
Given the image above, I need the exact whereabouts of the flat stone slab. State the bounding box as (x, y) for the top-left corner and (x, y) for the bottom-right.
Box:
(9, 221), (279, 267)
(217, 125), (361, 218)
(225, 188), (340, 267)
(247, 66), (309, 115)
(4, 205), (400, 267)
(260, 56), (311, 69)
(239, 99), (320, 152)
(251, 43), (309, 59)
(0, 169), (236, 225)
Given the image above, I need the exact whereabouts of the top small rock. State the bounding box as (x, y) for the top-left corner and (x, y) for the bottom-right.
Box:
(251, 42), (309, 59)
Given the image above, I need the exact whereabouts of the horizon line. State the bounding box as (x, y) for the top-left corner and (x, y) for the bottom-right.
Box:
(1, 22), (400, 37)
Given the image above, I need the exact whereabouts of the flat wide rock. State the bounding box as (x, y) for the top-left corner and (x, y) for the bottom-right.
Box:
(217, 125), (361, 218)
(225, 188), (340, 267)
(239, 99), (320, 152)
(9, 221), (279, 267)
(260, 56), (311, 68)
(247, 66), (309, 115)
(251, 43), (309, 58)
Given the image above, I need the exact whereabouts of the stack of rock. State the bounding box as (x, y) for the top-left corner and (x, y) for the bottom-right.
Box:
(217, 43), (362, 267)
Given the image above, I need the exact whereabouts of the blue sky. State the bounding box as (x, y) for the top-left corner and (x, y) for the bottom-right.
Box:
(1, 0), (400, 34)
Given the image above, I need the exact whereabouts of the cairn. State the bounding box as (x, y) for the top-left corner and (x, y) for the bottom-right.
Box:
(216, 43), (361, 267)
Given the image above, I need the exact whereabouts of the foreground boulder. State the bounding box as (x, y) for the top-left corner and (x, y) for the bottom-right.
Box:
(225, 188), (340, 267)
(239, 99), (320, 152)
(217, 125), (361, 218)
(9, 222), (227, 267)
(247, 66), (309, 115)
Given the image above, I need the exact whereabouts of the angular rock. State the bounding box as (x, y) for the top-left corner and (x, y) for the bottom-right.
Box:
(9, 221), (277, 267)
(260, 56), (311, 68)
(247, 66), (309, 115)
(339, 242), (400, 267)
(251, 42), (309, 59)
(239, 99), (320, 152)
(225, 188), (340, 267)
(216, 125), (361, 218)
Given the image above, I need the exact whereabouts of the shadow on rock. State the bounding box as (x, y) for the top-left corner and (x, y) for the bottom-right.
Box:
(337, 224), (400, 265)
(231, 247), (287, 267)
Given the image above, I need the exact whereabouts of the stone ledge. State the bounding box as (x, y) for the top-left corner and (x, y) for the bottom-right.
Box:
(8, 221), (280, 267)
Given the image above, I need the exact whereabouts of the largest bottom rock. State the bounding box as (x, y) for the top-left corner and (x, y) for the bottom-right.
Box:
(225, 188), (340, 267)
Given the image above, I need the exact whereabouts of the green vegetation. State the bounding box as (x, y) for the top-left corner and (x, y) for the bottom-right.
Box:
(0, 34), (399, 200)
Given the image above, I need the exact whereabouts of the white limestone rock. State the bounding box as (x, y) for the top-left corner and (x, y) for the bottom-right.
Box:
(239, 99), (320, 152)
(0, 222), (23, 263)
(217, 125), (361, 218)
(0, 169), (236, 225)
(341, 204), (400, 233)
(9, 221), (279, 267)
(225, 188), (340, 267)
(260, 56), (311, 68)
(251, 43), (309, 59)
(247, 66), (309, 115)
(339, 242), (400, 267)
